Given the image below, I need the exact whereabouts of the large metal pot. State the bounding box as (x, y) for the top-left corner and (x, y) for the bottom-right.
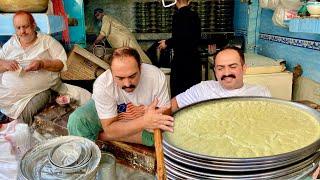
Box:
(0, 0), (49, 12)
(163, 97), (320, 179)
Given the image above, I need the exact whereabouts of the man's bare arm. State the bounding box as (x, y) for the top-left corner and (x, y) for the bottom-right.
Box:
(171, 97), (179, 113)
(94, 34), (106, 45)
(0, 60), (19, 73)
(24, 59), (64, 72)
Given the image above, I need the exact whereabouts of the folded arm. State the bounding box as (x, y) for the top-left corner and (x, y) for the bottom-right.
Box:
(98, 99), (174, 144)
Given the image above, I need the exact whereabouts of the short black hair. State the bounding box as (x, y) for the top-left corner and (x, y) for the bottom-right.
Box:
(93, 8), (103, 16)
(214, 46), (245, 65)
(109, 47), (141, 68)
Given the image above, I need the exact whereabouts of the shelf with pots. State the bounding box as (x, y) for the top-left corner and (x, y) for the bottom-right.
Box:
(286, 1), (320, 34)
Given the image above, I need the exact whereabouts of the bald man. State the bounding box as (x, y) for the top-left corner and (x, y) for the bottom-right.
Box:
(0, 11), (68, 125)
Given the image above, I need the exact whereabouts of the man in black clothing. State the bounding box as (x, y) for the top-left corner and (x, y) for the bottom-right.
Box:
(158, 0), (201, 97)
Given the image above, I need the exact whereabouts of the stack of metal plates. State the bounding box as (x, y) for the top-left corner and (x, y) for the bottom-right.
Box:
(163, 97), (320, 179)
(18, 136), (101, 180)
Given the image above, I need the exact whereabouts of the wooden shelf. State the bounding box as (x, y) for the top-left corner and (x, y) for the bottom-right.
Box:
(134, 32), (234, 40)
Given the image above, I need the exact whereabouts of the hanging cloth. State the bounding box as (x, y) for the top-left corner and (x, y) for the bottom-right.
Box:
(52, 0), (70, 44)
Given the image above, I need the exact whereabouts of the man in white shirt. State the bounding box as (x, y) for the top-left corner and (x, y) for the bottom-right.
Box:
(0, 11), (68, 125)
(93, 8), (151, 64)
(171, 46), (271, 111)
(67, 47), (174, 146)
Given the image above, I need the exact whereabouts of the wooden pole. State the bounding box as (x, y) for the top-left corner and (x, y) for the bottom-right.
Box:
(154, 128), (166, 180)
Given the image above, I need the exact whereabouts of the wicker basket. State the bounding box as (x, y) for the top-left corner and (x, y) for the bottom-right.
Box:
(0, 0), (49, 12)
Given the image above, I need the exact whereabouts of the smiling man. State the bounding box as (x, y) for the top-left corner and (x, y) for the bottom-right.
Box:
(67, 47), (173, 146)
(171, 46), (271, 112)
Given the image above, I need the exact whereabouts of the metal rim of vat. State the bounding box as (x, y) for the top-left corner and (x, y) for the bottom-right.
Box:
(165, 152), (320, 179)
(163, 145), (314, 172)
(163, 97), (320, 164)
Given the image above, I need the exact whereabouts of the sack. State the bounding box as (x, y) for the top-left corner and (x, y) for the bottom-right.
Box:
(280, 0), (302, 10)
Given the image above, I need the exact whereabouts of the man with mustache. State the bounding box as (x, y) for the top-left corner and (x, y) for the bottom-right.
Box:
(68, 47), (174, 146)
(171, 46), (271, 111)
(0, 11), (68, 125)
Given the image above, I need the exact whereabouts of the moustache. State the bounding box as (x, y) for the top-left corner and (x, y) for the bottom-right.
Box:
(122, 85), (136, 90)
(221, 74), (236, 80)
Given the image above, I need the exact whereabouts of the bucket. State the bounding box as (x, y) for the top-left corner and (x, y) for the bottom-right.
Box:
(93, 42), (106, 59)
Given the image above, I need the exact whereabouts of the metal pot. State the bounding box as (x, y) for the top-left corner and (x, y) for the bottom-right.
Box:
(93, 41), (106, 59)
(163, 97), (320, 178)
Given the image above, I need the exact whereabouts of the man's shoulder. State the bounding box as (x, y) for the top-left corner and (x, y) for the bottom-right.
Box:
(245, 83), (268, 91)
(37, 32), (56, 43)
(182, 80), (218, 95)
(3, 35), (17, 46)
(94, 70), (113, 87)
(141, 64), (165, 77)
(244, 84), (271, 96)
(198, 80), (219, 88)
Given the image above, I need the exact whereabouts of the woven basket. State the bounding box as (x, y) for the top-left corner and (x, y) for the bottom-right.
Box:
(0, 0), (49, 12)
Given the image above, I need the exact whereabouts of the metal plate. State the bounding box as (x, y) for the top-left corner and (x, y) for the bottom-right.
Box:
(165, 152), (320, 179)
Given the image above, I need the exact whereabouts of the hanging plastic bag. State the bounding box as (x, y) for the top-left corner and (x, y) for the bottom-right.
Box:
(272, 3), (298, 28)
(268, 0), (280, 10)
(260, 0), (270, 9)
(279, 0), (302, 10)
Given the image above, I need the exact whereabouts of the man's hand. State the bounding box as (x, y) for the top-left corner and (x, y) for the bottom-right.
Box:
(2, 60), (20, 71)
(143, 99), (174, 132)
(24, 60), (44, 72)
(158, 40), (167, 50)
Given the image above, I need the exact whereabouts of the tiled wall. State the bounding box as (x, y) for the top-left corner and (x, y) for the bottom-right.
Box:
(234, 0), (320, 103)
(234, 1), (320, 82)
(258, 9), (320, 83)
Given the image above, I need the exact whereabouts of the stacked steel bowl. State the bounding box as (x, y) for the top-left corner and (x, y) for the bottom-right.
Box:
(163, 97), (320, 179)
(19, 136), (101, 180)
(135, 1), (173, 33)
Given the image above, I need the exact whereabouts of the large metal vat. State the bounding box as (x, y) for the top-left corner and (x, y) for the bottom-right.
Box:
(163, 97), (320, 179)
(0, 0), (49, 12)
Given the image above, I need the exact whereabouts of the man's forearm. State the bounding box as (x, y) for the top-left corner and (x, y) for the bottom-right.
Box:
(42, 59), (64, 72)
(99, 131), (143, 144)
(99, 116), (146, 142)
(94, 34), (105, 44)
(0, 60), (8, 73)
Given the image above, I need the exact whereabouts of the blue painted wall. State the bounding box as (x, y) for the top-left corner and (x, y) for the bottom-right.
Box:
(234, 0), (249, 48)
(234, 0), (320, 83)
(63, 0), (86, 47)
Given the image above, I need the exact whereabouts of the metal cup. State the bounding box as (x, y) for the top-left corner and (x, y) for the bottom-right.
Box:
(96, 153), (116, 180)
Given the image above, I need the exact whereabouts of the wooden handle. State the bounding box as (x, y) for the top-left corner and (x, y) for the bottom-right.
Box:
(154, 128), (166, 180)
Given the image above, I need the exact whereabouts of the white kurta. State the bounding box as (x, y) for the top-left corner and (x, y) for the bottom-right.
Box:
(0, 33), (67, 119)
